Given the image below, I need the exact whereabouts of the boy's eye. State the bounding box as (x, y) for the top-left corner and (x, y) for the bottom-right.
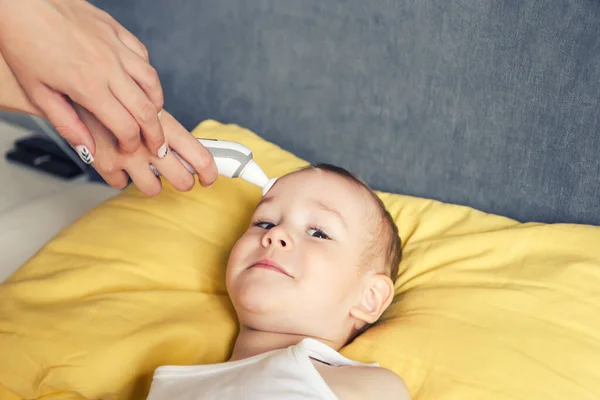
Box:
(307, 228), (330, 240)
(254, 221), (275, 230)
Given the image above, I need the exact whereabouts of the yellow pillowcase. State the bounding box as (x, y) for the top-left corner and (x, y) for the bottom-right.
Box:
(0, 120), (599, 400)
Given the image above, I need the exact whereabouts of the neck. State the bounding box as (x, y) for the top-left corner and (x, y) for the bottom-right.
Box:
(228, 326), (342, 361)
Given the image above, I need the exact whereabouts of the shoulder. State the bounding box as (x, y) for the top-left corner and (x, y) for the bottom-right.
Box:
(352, 366), (411, 400)
(318, 364), (411, 400)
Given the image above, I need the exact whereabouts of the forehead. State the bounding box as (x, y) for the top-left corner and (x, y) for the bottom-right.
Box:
(260, 169), (376, 226)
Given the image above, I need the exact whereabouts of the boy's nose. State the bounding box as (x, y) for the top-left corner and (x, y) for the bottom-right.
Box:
(262, 227), (293, 249)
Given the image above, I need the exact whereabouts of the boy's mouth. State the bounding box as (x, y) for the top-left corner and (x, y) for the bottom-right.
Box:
(249, 259), (292, 277)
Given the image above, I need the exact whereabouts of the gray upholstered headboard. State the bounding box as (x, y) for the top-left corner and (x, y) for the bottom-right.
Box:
(35, 2), (600, 225)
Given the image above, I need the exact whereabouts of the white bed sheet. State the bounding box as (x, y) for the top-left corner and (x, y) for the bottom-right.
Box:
(0, 184), (117, 282)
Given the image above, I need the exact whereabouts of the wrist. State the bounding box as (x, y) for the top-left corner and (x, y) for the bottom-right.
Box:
(0, 51), (42, 117)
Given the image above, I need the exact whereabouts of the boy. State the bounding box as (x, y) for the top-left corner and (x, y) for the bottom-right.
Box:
(146, 163), (411, 399)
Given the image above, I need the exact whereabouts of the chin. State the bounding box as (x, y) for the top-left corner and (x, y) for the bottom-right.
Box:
(229, 267), (294, 308)
(232, 279), (289, 316)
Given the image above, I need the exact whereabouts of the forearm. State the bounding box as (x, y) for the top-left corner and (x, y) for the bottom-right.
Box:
(0, 49), (42, 116)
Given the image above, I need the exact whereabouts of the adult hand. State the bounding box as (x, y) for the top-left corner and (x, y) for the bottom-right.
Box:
(0, 0), (167, 161)
(73, 104), (218, 196)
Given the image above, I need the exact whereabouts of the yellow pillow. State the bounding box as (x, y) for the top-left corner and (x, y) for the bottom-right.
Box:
(1, 120), (599, 400)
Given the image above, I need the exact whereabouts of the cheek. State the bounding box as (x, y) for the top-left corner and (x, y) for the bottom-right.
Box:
(303, 244), (358, 286)
(226, 235), (255, 279)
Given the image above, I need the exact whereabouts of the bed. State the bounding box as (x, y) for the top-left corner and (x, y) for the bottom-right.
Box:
(0, 1), (599, 399)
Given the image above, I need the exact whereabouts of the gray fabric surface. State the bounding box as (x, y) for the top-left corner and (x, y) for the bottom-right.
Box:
(51, 2), (600, 225)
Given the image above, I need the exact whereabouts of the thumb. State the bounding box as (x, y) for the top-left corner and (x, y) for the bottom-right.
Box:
(31, 84), (97, 162)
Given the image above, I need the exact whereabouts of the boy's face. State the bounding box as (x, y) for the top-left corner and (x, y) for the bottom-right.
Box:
(226, 169), (377, 338)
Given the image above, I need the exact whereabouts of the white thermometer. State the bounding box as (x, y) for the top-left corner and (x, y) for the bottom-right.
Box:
(150, 138), (277, 196)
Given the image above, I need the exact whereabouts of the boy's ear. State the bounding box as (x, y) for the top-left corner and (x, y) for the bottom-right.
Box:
(350, 274), (395, 324)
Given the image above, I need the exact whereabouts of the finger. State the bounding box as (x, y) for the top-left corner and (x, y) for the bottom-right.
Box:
(124, 158), (163, 197)
(100, 10), (149, 61)
(97, 169), (130, 190)
(72, 103), (129, 189)
(108, 21), (164, 113)
(29, 84), (96, 156)
(160, 111), (218, 187)
(150, 150), (196, 192)
(121, 53), (164, 115)
(114, 25), (149, 61)
(69, 84), (142, 154)
(109, 74), (166, 159)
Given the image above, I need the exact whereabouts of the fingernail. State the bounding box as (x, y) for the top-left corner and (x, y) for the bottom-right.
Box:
(75, 145), (94, 164)
(157, 142), (168, 158)
(157, 110), (163, 121)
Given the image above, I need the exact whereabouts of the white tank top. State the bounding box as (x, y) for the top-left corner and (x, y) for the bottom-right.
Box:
(146, 338), (378, 400)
